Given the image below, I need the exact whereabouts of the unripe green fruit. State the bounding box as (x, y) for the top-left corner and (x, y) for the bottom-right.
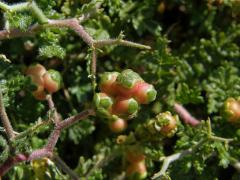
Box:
(99, 72), (119, 96)
(223, 97), (240, 123)
(133, 82), (157, 104)
(112, 97), (139, 118)
(43, 69), (62, 94)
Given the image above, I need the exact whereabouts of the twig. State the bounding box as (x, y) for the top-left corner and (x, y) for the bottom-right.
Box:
(151, 139), (206, 179)
(53, 155), (79, 180)
(0, 1), (150, 49)
(94, 39), (151, 50)
(174, 103), (200, 126)
(57, 109), (95, 130)
(85, 154), (105, 178)
(0, 153), (28, 176)
(14, 119), (50, 140)
(0, 89), (15, 140)
(206, 119), (234, 143)
(91, 48), (97, 78)
(0, 126), (19, 135)
(46, 95), (60, 123)
(152, 118), (234, 179)
(0, 109), (95, 176)
(0, 1), (48, 24)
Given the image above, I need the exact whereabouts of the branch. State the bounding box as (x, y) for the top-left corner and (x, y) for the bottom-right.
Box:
(0, 89), (15, 140)
(53, 155), (79, 180)
(0, 0), (150, 49)
(0, 153), (28, 176)
(152, 118), (234, 179)
(0, 18), (151, 50)
(14, 119), (50, 140)
(174, 103), (200, 126)
(0, 109), (95, 176)
(47, 19), (94, 46)
(0, 1), (47, 23)
(151, 139), (206, 179)
(57, 109), (95, 130)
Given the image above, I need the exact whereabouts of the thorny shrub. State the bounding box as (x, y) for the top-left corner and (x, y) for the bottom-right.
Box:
(0, 0), (239, 179)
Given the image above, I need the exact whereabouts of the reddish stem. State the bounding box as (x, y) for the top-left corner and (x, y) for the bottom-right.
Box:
(174, 103), (200, 126)
(0, 154), (28, 176)
(0, 109), (95, 176)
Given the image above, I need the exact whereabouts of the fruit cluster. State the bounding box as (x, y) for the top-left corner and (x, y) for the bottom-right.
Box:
(126, 147), (147, 179)
(94, 69), (157, 133)
(223, 97), (240, 124)
(25, 64), (62, 100)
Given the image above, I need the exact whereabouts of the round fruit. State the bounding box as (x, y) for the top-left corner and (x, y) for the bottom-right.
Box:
(133, 82), (157, 104)
(26, 63), (46, 77)
(156, 112), (178, 137)
(99, 72), (119, 96)
(223, 97), (240, 123)
(126, 161), (147, 179)
(112, 97), (139, 117)
(43, 69), (62, 93)
(127, 149), (145, 163)
(109, 118), (127, 133)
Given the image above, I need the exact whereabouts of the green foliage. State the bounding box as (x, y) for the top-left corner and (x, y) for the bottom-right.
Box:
(0, 0), (239, 179)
